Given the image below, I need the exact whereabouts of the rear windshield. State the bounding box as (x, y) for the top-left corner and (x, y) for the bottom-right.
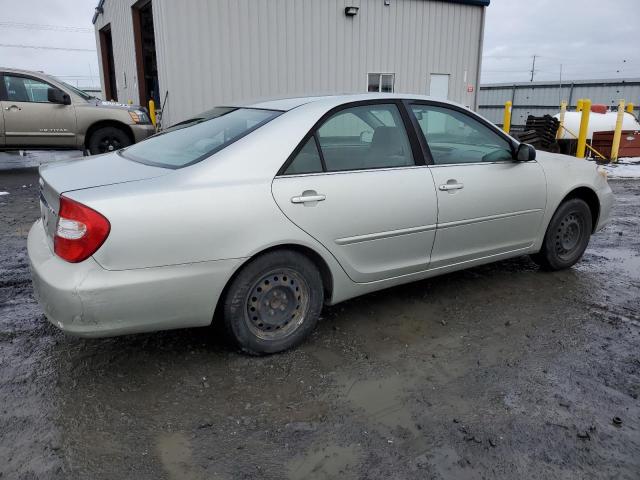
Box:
(121, 107), (282, 168)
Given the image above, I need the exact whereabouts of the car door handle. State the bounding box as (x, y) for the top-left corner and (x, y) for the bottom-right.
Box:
(291, 193), (326, 204)
(4, 105), (21, 111)
(439, 183), (464, 191)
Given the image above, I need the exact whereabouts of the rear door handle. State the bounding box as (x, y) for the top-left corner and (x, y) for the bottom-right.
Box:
(291, 192), (326, 204)
(4, 105), (21, 111)
(439, 183), (464, 191)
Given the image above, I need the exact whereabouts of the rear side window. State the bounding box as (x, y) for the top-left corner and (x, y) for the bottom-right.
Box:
(316, 104), (414, 172)
(122, 107), (281, 168)
(284, 137), (324, 175)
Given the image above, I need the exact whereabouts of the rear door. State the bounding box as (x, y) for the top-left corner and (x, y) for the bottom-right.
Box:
(272, 101), (439, 283)
(0, 73), (77, 147)
(408, 102), (547, 269)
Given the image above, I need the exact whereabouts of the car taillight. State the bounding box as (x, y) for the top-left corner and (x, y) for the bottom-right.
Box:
(54, 195), (110, 263)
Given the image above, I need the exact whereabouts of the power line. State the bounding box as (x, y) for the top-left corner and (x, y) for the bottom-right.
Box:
(0, 43), (95, 52)
(0, 22), (93, 33)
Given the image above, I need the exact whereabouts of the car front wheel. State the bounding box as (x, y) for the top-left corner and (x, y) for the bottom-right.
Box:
(531, 198), (593, 271)
(88, 126), (132, 155)
(222, 250), (324, 355)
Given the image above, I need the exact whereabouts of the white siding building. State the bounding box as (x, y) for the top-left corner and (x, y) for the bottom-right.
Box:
(93, 0), (489, 126)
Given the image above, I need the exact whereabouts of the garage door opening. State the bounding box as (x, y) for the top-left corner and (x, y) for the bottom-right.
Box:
(132, 0), (159, 106)
(99, 24), (117, 101)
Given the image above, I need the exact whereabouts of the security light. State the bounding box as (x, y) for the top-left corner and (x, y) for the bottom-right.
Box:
(345, 6), (359, 16)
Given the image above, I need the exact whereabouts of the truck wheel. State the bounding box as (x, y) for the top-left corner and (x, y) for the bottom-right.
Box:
(223, 250), (324, 355)
(88, 127), (131, 155)
(531, 198), (592, 271)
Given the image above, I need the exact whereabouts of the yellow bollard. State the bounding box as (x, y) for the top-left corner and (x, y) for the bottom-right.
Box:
(557, 101), (568, 140)
(626, 102), (634, 114)
(148, 99), (157, 127)
(502, 101), (512, 134)
(610, 100), (626, 163)
(576, 99), (591, 159)
(576, 99), (584, 112)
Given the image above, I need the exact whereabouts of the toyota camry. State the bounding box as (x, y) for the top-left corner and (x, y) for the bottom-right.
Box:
(28, 94), (614, 354)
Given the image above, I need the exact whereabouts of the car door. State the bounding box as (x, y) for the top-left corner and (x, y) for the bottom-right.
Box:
(272, 101), (439, 283)
(408, 102), (547, 269)
(0, 73), (77, 148)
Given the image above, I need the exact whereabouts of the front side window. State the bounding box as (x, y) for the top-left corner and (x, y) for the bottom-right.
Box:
(315, 104), (414, 171)
(410, 105), (513, 165)
(367, 73), (395, 93)
(3, 75), (55, 103)
(122, 107), (281, 168)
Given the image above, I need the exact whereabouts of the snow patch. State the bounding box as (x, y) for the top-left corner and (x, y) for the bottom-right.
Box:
(603, 157), (640, 179)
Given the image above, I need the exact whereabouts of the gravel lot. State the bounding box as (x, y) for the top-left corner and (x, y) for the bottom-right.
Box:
(1, 166), (639, 479)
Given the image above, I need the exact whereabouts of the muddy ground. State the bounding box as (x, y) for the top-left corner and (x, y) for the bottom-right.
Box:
(1, 168), (639, 480)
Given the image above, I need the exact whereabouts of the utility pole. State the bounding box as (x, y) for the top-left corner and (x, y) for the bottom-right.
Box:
(530, 55), (537, 82)
(559, 63), (563, 105)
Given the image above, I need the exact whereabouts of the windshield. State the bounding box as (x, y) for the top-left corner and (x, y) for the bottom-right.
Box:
(121, 107), (282, 168)
(51, 77), (94, 100)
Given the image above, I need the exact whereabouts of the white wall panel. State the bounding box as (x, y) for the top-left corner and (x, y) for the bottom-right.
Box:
(95, 0), (485, 125)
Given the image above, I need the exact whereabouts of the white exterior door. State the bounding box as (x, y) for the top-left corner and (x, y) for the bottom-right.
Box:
(429, 74), (450, 100)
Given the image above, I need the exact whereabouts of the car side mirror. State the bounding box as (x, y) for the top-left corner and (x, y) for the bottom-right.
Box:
(516, 143), (536, 161)
(48, 88), (71, 105)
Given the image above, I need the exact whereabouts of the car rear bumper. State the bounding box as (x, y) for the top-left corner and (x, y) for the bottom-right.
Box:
(131, 124), (156, 143)
(28, 219), (243, 338)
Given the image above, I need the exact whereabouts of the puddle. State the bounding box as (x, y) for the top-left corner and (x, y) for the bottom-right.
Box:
(582, 247), (640, 277)
(287, 444), (362, 480)
(342, 374), (419, 436)
(156, 432), (207, 480)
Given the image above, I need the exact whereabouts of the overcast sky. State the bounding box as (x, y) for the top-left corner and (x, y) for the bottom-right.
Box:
(482, 0), (640, 84)
(0, 0), (638, 88)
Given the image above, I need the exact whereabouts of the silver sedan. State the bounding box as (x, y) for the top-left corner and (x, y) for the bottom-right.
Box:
(28, 94), (614, 354)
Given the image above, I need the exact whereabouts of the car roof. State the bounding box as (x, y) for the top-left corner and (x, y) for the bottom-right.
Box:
(247, 93), (467, 112)
(0, 67), (52, 77)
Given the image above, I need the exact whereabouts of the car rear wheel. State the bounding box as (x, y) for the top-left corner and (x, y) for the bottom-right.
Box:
(531, 198), (592, 271)
(88, 126), (132, 155)
(222, 250), (323, 355)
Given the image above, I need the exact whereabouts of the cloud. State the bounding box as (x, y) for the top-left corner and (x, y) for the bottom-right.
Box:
(0, 0), (98, 87)
(482, 0), (640, 83)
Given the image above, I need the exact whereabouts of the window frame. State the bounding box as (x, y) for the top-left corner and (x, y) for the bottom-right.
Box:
(367, 73), (395, 93)
(0, 74), (7, 101)
(404, 100), (520, 167)
(277, 99), (424, 177)
(0, 73), (63, 104)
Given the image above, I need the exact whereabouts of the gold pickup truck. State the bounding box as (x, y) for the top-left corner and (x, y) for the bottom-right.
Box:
(0, 68), (156, 155)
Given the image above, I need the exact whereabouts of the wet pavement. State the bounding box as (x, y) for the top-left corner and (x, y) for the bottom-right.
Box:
(1, 168), (639, 479)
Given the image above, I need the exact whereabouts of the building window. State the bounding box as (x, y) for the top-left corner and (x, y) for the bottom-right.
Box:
(368, 73), (395, 93)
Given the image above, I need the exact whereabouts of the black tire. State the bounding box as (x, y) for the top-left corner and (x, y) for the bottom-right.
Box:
(223, 250), (324, 355)
(88, 126), (132, 155)
(531, 198), (592, 271)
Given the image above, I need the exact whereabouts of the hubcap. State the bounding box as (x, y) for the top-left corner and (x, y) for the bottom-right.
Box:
(99, 136), (122, 153)
(245, 269), (310, 340)
(555, 212), (583, 260)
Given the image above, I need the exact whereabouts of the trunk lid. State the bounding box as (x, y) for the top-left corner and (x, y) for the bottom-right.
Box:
(38, 152), (168, 248)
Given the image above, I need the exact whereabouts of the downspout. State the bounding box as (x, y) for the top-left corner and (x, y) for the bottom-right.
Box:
(473, 5), (486, 111)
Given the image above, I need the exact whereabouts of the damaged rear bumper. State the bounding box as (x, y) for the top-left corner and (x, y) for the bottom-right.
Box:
(27, 220), (242, 337)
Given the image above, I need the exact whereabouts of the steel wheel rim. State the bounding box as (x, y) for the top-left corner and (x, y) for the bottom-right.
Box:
(244, 268), (310, 340)
(555, 212), (584, 260)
